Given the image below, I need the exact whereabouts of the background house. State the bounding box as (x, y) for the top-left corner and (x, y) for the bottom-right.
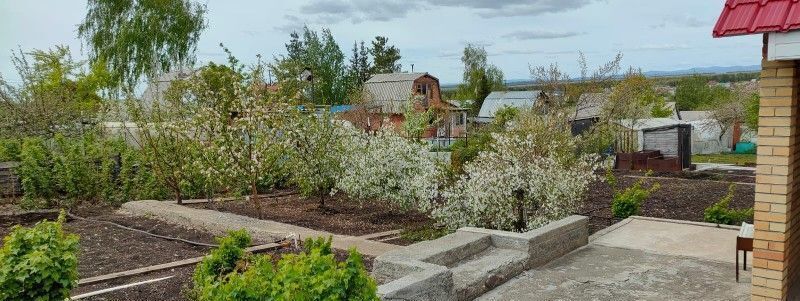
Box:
(362, 72), (465, 139)
(476, 91), (541, 123)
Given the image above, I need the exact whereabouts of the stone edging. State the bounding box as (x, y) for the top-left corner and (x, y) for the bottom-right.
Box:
(372, 215), (589, 301)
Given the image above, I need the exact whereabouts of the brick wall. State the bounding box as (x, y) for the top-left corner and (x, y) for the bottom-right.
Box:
(752, 57), (799, 300)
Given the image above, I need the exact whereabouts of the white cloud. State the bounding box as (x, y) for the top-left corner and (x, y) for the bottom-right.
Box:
(503, 30), (585, 40)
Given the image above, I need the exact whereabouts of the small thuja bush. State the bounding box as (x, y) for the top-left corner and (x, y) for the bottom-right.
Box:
(704, 184), (753, 225)
(607, 170), (661, 219)
(192, 231), (378, 301)
(0, 212), (79, 301)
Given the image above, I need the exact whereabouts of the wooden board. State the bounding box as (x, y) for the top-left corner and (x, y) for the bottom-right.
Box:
(78, 243), (283, 286)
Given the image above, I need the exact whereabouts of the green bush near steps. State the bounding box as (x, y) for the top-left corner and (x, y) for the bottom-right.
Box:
(607, 170), (660, 219)
(0, 211), (79, 301)
(191, 231), (379, 301)
(704, 184), (753, 225)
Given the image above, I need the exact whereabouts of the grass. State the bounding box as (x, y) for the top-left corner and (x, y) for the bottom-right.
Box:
(693, 153), (757, 166)
(400, 225), (451, 243)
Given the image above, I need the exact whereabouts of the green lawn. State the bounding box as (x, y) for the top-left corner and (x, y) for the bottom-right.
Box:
(693, 153), (757, 166)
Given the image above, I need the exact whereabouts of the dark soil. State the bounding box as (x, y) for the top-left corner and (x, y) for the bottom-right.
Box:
(581, 170), (755, 234)
(189, 190), (435, 237)
(1, 203), (374, 301)
(0, 206), (217, 278)
(648, 170), (755, 184)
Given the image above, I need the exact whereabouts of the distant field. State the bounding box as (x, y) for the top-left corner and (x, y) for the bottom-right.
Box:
(693, 153), (756, 166)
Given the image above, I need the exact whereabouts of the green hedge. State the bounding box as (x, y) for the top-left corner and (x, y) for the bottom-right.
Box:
(16, 134), (169, 208)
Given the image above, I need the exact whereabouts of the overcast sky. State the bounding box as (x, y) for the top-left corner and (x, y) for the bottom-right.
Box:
(0, 0), (762, 85)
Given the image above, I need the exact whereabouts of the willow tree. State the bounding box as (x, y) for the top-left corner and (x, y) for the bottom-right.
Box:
(78, 0), (207, 91)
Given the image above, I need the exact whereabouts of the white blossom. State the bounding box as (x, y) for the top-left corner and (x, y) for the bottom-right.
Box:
(334, 127), (441, 212)
(434, 130), (599, 232)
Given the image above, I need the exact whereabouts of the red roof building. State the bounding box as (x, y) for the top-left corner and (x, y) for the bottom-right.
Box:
(713, 0), (800, 37)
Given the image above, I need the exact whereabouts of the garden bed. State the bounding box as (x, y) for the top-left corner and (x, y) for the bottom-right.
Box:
(73, 245), (371, 301)
(188, 190), (436, 238)
(0, 205), (373, 301)
(580, 171), (755, 234)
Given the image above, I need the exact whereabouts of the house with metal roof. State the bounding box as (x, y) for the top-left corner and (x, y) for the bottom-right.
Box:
(363, 72), (440, 114)
(476, 91), (541, 123)
(713, 1), (800, 299)
(361, 72), (466, 138)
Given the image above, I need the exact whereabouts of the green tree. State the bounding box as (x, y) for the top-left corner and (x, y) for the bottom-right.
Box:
(288, 112), (345, 208)
(454, 44), (505, 115)
(0, 46), (108, 139)
(271, 27), (348, 105)
(673, 75), (715, 110)
(347, 41), (372, 92)
(369, 36), (402, 74)
(745, 93), (759, 129)
(78, 0), (207, 91)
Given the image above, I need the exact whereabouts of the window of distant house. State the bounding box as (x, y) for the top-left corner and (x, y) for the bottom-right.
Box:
(416, 84), (428, 96)
(455, 112), (465, 125)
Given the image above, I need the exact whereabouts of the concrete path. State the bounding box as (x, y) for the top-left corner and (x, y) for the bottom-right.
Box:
(694, 163), (756, 172)
(480, 217), (751, 300)
(591, 216), (748, 264)
(120, 200), (397, 257)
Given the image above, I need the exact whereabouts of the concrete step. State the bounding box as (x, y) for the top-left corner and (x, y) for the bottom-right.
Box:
(413, 231), (492, 268)
(451, 247), (528, 301)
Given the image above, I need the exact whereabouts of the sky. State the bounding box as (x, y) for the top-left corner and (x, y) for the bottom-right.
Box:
(0, 0), (763, 85)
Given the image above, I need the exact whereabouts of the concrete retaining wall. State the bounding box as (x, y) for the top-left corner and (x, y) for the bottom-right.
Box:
(373, 215), (588, 301)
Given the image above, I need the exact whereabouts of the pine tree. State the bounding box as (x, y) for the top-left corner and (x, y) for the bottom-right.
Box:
(370, 36), (401, 74)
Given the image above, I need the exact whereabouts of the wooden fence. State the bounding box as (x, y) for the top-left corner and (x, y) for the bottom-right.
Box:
(0, 162), (21, 197)
(614, 129), (639, 153)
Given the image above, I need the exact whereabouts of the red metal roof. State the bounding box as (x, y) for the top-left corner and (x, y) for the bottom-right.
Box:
(713, 0), (800, 37)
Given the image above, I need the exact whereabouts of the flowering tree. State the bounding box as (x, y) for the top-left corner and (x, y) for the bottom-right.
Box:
(434, 113), (599, 232)
(335, 128), (440, 212)
(128, 92), (202, 204)
(172, 50), (296, 217)
(287, 111), (346, 207)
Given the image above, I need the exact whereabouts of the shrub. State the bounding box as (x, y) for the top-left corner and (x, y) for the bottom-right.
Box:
(704, 184), (753, 225)
(450, 130), (492, 174)
(435, 123), (599, 232)
(0, 139), (21, 162)
(52, 134), (102, 204)
(336, 128), (441, 212)
(18, 138), (54, 208)
(192, 233), (378, 301)
(0, 212), (79, 301)
(193, 229), (252, 286)
(287, 112), (345, 207)
(608, 171), (660, 219)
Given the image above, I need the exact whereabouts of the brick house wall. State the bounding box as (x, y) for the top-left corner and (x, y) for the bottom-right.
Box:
(752, 38), (800, 300)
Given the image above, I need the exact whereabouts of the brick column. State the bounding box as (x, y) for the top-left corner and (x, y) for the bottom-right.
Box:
(752, 57), (800, 301)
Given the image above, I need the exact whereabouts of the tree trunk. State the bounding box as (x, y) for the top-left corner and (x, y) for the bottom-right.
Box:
(251, 181), (261, 219)
(175, 189), (182, 205)
(513, 189), (526, 232)
(319, 193), (326, 209)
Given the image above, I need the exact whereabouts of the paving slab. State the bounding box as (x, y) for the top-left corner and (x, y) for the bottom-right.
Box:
(591, 216), (746, 264)
(120, 200), (397, 257)
(694, 163), (755, 172)
(480, 217), (751, 300)
(477, 245), (750, 301)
